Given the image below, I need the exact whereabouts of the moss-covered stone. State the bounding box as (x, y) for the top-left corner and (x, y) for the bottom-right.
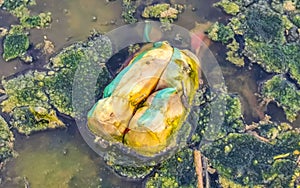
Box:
(202, 128), (300, 187)
(108, 164), (154, 179)
(1, 0), (30, 11)
(146, 147), (197, 188)
(261, 75), (300, 122)
(1, 70), (65, 135)
(0, 115), (14, 168)
(243, 39), (288, 73)
(210, 0), (300, 81)
(195, 92), (245, 142)
(121, 0), (137, 24)
(214, 0), (240, 15)
(1, 71), (50, 113)
(244, 5), (284, 43)
(1, 34), (112, 134)
(226, 39), (245, 67)
(10, 106), (64, 135)
(141, 3), (184, 31)
(2, 33), (29, 61)
(46, 34), (112, 116)
(142, 3), (181, 19)
(207, 22), (234, 44)
(21, 12), (52, 29)
(5, 3), (51, 29)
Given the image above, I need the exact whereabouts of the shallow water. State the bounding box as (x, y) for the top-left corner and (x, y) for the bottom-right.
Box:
(0, 0), (299, 187)
(2, 125), (141, 188)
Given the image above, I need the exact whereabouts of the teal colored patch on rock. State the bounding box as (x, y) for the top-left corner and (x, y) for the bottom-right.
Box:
(103, 43), (164, 98)
(103, 50), (147, 98)
(172, 48), (182, 60)
(137, 87), (176, 127)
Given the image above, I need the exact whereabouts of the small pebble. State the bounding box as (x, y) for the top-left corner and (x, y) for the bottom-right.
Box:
(63, 148), (68, 155)
(191, 7), (197, 12)
(92, 16), (97, 22)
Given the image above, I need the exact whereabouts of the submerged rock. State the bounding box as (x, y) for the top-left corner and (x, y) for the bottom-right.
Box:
(209, 0), (300, 85)
(145, 147), (197, 188)
(1, 34), (112, 135)
(88, 41), (201, 157)
(261, 75), (300, 122)
(2, 33), (29, 61)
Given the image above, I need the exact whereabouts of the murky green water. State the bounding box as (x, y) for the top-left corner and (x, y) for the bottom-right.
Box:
(0, 0), (299, 188)
(2, 125), (141, 187)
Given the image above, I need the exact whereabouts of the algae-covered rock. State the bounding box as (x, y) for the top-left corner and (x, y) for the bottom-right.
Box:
(141, 3), (184, 31)
(121, 0), (137, 24)
(0, 115), (14, 167)
(214, 0), (240, 15)
(261, 75), (300, 122)
(108, 164), (154, 179)
(202, 122), (300, 187)
(209, 0), (300, 83)
(21, 12), (52, 29)
(1, 71), (50, 113)
(1, 70), (65, 135)
(244, 5), (284, 43)
(145, 147), (197, 188)
(226, 39), (244, 67)
(10, 106), (64, 135)
(207, 22), (234, 44)
(2, 33), (29, 61)
(1, 34), (112, 135)
(1, 0), (30, 11)
(142, 3), (180, 19)
(194, 92), (245, 143)
(47, 33), (112, 116)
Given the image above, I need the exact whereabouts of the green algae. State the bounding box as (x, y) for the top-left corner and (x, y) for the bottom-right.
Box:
(214, 0), (240, 15)
(1, 70), (65, 135)
(192, 90), (244, 143)
(1, 0), (32, 11)
(2, 33), (29, 61)
(141, 3), (184, 31)
(121, 0), (137, 24)
(207, 22), (234, 44)
(146, 147), (197, 188)
(1, 71), (51, 113)
(261, 75), (300, 122)
(0, 115), (14, 167)
(189, 86), (300, 187)
(202, 116), (300, 187)
(1, 34), (112, 135)
(109, 164), (154, 179)
(1, 0), (51, 62)
(11, 106), (64, 135)
(226, 39), (244, 67)
(208, 0), (300, 86)
(46, 34), (112, 116)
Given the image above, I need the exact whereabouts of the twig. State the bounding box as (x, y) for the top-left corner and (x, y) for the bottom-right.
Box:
(248, 131), (270, 143)
(194, 149), (204, 188)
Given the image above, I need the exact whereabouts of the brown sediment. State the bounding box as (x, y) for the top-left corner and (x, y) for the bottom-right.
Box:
(194, 149), (204, 188)
(43, 36), (55, 55)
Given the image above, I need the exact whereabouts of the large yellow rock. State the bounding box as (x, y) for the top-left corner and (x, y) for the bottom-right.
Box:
(87, 41), (200, 156)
